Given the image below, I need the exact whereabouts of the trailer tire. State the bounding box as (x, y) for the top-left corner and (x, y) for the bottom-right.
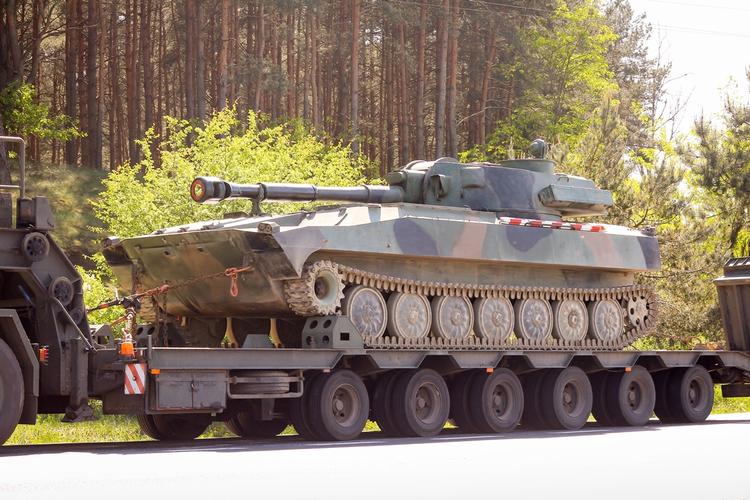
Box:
(468, 368), (524, 434)
(591, 371), (616, 427)
(0, 338), (23, 445)
(307, 370), (369, 441)
(653, 370), (677, 424)
(606, 366), (656, 427)
(539, 366), (593, 430)
(226, 412), (289, 438)
(449, 370), (480, 433)
(136, 414), (170, 440)
(666, 366), (714, 424)
(372, 370), (406, 437)
(152, 414), (209, 440)
(520, 369), (551, 429)
(289, 372), (323, 440)
(392, 369), (450, 437)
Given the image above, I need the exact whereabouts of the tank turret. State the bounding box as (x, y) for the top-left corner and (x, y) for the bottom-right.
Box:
(103, 141), (659, 351)
(191, 140), (613, 219)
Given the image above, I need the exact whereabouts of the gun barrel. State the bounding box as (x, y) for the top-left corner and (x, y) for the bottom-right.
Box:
(191, 177), (404, 205)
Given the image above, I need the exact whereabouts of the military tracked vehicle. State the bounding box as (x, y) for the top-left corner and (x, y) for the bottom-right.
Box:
(2, 137), (750, 445)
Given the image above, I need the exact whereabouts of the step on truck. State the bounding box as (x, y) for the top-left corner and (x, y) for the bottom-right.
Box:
(1, 137), (750, 444)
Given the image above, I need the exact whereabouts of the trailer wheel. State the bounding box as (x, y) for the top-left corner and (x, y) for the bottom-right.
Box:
(449, 370), (480, 433)
(666, 366), (714, 424)
(136, 414), (170, 440)
(372, 370), (406, 437)
(590, 371), (616, 427)
(520, 369), (551, 429)
(0, 338), (24, 445)
(539, 366), (593, 430)
(653, 370), (677, 424)
(151, 415), (209, 440)
(605, 366), (656, 427)
(226, 412), (289, 438)
(392, 369), (450, 437)
(289, 372), (323, 440)
(469, 368), (524, 434)
(308, 370), (369, 441)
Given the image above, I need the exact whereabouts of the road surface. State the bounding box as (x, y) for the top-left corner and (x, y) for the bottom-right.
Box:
(1, 414), (748, 500)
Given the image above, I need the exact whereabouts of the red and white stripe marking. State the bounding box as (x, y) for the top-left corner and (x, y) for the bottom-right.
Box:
(498, 217), (605, 232)
(124, 363), (146, 395)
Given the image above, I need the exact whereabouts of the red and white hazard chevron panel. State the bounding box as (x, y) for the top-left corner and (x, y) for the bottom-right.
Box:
(124, 363), (147, 395)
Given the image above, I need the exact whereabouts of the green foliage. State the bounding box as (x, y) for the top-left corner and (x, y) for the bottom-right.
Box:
(78, 254), (124, 328)
(0, 81), (81, 141)
(94, 108), (370, 238)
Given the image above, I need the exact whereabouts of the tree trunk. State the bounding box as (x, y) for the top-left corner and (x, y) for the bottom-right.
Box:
(350, 0), (359, 153)
(286, 12), (294, 118)
(185, 0), (195, 120)
(77, 0), (88, 166)
(384, 19), (394, 172)
(64, 0), (77, 166)
(396, 24), (409, 164)
(479, 31), (496, 146)
(141, 0), (154, 141)
(218, 0), (229, 110)
(196, 0), (205, 121)
(415, 0), (426, 159)
(87, 0), (101, 170)
(446, 0), (458, 158)
(6, 0), (22, 81)
(253, 1), (264, 113)
(434, 0), (449, 158)
(27, 0), (43, 84)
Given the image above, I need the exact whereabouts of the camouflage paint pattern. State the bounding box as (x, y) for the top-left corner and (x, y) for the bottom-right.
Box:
(103, 156), (660, 319)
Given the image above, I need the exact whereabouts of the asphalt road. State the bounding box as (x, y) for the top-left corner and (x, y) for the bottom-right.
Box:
(1, 414), (749, 500)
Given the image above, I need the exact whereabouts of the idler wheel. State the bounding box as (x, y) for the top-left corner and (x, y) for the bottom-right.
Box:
(626, 295), (650, 328)
(21, 232), (49, 262)
(386, 291), (431, 340)
(513, 298), (552, 341)
(473, 297), (514, 342)
(431, 295), (473, 340)
(551, 299), (588, 341)
(49, 276), (75, 306)
(587, 299), (624, 342)
(341, 285), (387, 339)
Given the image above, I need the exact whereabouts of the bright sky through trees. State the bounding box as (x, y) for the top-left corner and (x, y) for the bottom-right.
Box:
(628, 0), (750, 132)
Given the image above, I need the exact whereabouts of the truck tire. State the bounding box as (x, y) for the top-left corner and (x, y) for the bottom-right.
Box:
(539, 366), (593, 430)
(468, 368), (524, 434)
(226, 412), (289, 439)
(391, 369), (450, 437)
(666, 366), (714, 424)
(0, 338), (24, 445)
(308, 370), (369, 441)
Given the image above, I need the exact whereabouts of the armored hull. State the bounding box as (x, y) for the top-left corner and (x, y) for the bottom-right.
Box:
(103, 144), (660, 348)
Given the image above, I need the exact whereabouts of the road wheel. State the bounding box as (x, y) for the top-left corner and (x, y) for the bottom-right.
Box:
(372, 370), (405, 437)
(308, 370), (369, 441)
(136, 414), (170, 440)
(289, 372), (323, 440)
(226, 412), (289, 438)
(449, 370), (480, 433)
(590, 371), (616, 427)
(0, 338), (23, 445)
(539, 366), (593, 430)
(666, 365), (714, 424)
(520, 370), (550, 429)
(606, 366), (656, 426)
(468, 368), (524, 434)
(152, 414), (209, 440)
(392, 369), (450, 437)
(653, 370), (677, 424)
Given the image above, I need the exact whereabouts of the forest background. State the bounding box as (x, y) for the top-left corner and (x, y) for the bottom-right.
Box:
(0, 0), (747, 346)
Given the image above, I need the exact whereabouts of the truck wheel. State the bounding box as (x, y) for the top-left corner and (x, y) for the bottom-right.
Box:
(151, 415), (209, 440)
(226, 412), (289, 438)
(666, 365), (714, 424)
(308, 370), (369, 441)
(449, 370), (480, 433)
(539, 366), (593, 430)
(136, 414), (170, 440)
(0, 338), (24, 445)
(289, 372), (323, 440)
(392, 369), (450, 437)
(469, 368), (524, 434)
(372, 370), (406, 437)
(605, 366), (656, 426)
